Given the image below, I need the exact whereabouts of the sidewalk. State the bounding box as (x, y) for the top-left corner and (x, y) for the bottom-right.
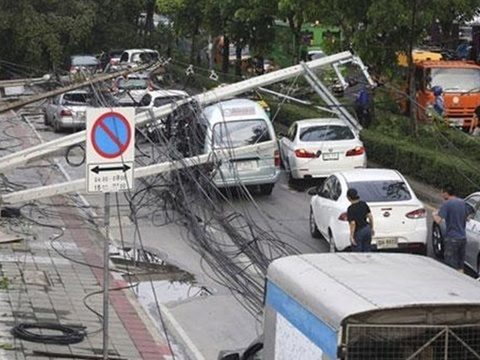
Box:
(0, 197), (173, 360)
(0, 111), (175, 360)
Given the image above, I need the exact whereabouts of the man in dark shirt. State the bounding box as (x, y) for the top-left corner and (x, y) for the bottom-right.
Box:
(347, 188), (374, 252)
(433, 185), (473, 272)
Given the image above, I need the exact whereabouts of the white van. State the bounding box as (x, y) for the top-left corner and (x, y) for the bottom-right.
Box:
(201, 99), (280, 195)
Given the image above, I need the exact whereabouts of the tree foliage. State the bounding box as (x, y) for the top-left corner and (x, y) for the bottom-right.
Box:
(0, 0), (143, 73)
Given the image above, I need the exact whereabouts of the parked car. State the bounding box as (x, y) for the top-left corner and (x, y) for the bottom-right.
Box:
(137, 89), (189, 140)
(432, 192), (480, 272)
(279, 118), (366, 180)
(119, 49), (159, 65)
(68, 55), (101, 75)
(309, 168), (427, 253)
(113, 73), (157, 106)
(99, 49), (125, 70)
(43, 90), (93, 132)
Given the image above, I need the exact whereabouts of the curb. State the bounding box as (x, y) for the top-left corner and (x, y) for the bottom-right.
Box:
(160, 306), (207, 360)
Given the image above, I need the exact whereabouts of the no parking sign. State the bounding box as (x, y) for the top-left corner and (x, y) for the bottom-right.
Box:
(86, 108), (135, 193)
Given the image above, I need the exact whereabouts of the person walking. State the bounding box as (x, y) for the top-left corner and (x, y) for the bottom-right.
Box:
(433, 185), (473, 272)
(347, 188), (374, 252)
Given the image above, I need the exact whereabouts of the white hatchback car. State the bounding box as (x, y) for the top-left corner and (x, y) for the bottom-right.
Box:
(309, 169), (427, 254)
(279, 118), (366, 180)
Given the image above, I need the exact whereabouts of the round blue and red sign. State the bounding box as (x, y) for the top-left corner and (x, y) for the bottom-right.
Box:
(91, 112), (132, 159)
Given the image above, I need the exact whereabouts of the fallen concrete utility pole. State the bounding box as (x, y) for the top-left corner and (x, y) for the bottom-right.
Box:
(1, 141), (276, 204)
(0, 75), (52, 87)
(0, 62), (161, 114)
(0, 51), (361, 173)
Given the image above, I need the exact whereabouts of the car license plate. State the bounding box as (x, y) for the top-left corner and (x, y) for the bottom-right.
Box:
(376, 238), (398, 249)
(235, 161), (257, 171)
(448, 118), (464, 127)
(322, 152), (339, 161)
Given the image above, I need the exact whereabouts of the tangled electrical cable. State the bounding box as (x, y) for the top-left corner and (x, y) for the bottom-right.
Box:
(11, 323), (86, 344)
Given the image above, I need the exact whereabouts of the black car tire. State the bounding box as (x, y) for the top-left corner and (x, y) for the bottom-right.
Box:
(43, 113), (50, 126)
(432, 222), (444, 259)
(310, 208), (321, 239)
(260, 183), (274, 196)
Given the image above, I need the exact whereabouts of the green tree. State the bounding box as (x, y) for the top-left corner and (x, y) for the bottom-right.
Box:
(318, 0), (480, 133)
(0, 0), (144, 73)
(278, 0), (318, 64)
(157, 0), (205, 64)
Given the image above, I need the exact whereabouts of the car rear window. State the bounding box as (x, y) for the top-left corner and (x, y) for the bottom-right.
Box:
(71, 56), (99, 66)
(299, 125), (354, 141)
(348, 180), (412, 202)
(118, 79), (149, 90)
(212, 119), (271, 149)
(63, 93), (91, 104)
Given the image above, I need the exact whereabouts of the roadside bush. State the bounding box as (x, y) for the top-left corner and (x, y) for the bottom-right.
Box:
(361, 129), (480, 196)
(418, 125), (480, 164)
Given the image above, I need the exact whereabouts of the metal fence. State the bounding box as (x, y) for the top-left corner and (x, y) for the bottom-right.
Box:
(345, 324), (480, 359)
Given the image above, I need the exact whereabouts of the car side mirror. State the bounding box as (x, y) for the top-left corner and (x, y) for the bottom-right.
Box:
(218, 353), (240, 360)
(307, 187), (318, 196)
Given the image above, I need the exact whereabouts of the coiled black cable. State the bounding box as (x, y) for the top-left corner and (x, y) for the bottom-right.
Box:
(11, 323), (86, 344)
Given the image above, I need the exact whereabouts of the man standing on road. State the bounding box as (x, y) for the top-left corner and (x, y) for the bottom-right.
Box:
(347, 188), (374, 252)
(434, 185), (472, 272)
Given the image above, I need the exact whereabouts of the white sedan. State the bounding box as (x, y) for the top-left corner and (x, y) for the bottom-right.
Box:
(309, 168), (428, 254)
(279, 118), (366, 180)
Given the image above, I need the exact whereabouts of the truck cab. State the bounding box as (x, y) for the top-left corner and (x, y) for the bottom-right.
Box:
(415, 60), (480, 129)
(220, 253), (480, 359)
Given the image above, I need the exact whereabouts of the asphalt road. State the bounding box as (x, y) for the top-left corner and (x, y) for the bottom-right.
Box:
(14, 106), (439, 359)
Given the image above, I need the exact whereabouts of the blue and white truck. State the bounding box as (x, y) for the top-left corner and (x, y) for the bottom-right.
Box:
(220, 253), (480, 359)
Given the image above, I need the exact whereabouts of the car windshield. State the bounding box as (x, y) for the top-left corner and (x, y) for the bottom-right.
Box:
(72, 56), (98, 66)
(118, 78), (149, 90)
(348, 180), (412, 202)
(212, 119), (271, 149)
(63, 93), (91, 104)
(429, 68), (480, 93)
(299, 125), (354, 141)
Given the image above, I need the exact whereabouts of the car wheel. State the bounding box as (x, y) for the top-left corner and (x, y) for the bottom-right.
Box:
(328, 229), (337, 253)
(477, 256), (480, 278)
(309, 208), (321, 239)
(43, 114), (50, 126)
(279, 150), (286, 170)
(53, 118), (62, 133)
(259, 183), (274, 196)
(432, 222), (444, 259)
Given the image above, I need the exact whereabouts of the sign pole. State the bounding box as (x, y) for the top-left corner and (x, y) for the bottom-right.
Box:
(103, 192), (111, 360)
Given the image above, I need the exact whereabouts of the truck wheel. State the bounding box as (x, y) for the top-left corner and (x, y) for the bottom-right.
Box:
(309, 208), (321, 239)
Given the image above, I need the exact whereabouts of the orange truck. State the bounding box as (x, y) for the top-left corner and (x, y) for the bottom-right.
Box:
(413, 60), (480, 129)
